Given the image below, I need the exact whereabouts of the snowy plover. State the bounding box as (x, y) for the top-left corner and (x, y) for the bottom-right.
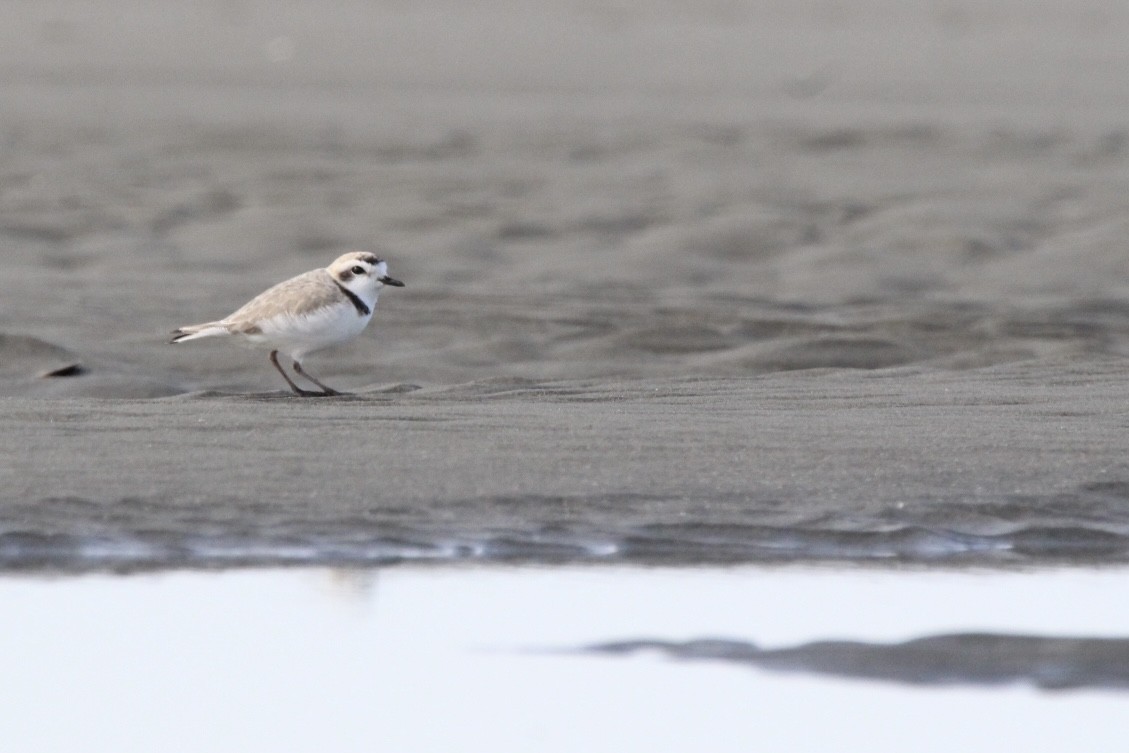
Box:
(170, 251), (404, 396)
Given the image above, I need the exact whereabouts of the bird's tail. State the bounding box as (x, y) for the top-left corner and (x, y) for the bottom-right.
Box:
(169, 322), (230, 344)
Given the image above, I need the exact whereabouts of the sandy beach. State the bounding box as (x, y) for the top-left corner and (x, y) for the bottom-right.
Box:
(3, 0), (1129, 569)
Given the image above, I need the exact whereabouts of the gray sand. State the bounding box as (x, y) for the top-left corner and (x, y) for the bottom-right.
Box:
(5, 360), (1129, 568)
(3, 1), (1129, 568)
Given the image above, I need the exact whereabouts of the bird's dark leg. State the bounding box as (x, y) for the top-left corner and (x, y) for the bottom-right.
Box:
(269, 350), (320, 396)
(292, 360), (343, 396)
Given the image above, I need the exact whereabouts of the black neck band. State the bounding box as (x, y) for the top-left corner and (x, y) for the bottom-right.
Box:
(334, 281), (371, 316)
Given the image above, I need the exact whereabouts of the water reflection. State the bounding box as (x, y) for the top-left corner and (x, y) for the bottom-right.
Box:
(3, 567), (1128, 753)
(584, 633), (1129, 691)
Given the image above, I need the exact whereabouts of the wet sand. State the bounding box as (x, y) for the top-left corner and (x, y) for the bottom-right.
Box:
(3, 1), (1129, 568)
(4, 360), (1129, 568)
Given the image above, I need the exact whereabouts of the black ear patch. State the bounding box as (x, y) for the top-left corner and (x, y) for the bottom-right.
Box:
(337, 269), (354, 282)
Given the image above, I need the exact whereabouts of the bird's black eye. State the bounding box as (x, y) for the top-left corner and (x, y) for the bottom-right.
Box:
(351, 265), (365, 275)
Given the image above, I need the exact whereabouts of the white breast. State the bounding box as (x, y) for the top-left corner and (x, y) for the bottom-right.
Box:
(251, 300), (374, 361)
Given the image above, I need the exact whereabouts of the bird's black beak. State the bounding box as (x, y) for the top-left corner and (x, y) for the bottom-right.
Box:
(380, 276), (405, 287)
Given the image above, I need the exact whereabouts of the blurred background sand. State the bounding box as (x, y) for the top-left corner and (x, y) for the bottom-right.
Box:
(0, 0), (1128, 393)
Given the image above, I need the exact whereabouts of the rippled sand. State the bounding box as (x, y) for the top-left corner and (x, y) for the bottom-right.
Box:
(3, 0), (1129, 569)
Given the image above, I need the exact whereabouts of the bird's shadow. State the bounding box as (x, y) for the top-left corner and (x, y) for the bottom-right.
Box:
(171, 389), (400, 403)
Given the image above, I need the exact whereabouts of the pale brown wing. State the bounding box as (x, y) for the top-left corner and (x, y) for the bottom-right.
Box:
(222, 269), (342, 333)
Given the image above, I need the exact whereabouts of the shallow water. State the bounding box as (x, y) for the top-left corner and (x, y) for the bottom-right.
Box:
(5, 566), (1128, 752)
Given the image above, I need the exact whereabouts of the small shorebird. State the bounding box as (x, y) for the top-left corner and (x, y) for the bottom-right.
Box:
(170, 252), (404, 396)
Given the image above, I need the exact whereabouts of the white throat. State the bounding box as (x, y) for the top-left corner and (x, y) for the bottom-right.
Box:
(339, 278), (378, 313)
